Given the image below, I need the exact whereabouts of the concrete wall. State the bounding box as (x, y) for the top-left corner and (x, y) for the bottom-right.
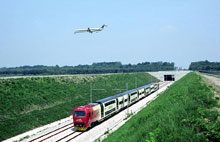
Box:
(148, 71), (191, 81)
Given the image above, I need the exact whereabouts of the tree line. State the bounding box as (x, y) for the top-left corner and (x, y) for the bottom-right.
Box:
(189, 60), (220, 71)
(0, 61), (175, 76)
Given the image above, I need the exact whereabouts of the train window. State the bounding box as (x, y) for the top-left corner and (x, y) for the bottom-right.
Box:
(131, 92), (136, 96)
(74, 111), (85, 117)
(105, 100), (115, 107)
(119, 101), (123, 104)
(105, 108), (116, 116)
(89, 113), (90, 117)
(124, 99), (127, 102)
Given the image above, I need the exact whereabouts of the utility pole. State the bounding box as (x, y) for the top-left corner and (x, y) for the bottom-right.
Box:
(90, 83), (105, 103)
(126, 83), (129, 115)
(90, 83), (92, 103)
(135, 77), (137, 88)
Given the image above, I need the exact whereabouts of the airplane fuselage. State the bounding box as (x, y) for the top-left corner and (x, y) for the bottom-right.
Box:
(88, 27), (103, 33)
(74, 24), (107, 34)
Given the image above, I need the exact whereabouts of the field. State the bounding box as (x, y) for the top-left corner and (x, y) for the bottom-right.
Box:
(103, 72), (220, 142)
(0, 73), (158, 141)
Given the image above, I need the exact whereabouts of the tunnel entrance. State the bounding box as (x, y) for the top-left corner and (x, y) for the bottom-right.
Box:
(164, 75), (175, 81)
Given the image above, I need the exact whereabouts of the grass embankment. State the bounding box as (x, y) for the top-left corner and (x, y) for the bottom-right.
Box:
(0, 73), (158, 141)
(104, 72), (220, 142)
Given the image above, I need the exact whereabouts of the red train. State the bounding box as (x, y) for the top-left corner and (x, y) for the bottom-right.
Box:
(73, 83), (159, 131)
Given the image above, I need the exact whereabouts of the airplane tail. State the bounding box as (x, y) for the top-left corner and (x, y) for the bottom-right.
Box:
(101, 24), (107, 28)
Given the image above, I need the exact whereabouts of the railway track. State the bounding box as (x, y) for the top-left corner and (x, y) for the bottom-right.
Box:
(65, 132), (84, 142)
(28, 122), (83, 142)
(26, 81), (169, 142)
(159, 81), (170, 89)
(29, 123), (72, 142)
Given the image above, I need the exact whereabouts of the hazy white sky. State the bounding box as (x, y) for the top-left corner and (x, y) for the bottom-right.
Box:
(0, 0), (219, 69)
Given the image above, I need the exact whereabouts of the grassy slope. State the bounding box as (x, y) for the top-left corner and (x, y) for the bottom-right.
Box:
(104, 72), (220, 142)
(0, 73), (158, 141)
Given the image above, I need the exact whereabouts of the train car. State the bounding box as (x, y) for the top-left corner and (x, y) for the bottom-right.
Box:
(155, 82), (159, 90)
(150, 83), (159, 93)
(115, 91), (129, 110)
(129, 89), (138, 104)
(137, 86), (145, 99)
(149, 83), (155, 93)
(144, 85), (151, 96)
(96, 96), (118, 119)
(73, 82), (160, 131)
(73, 103), (101, 131)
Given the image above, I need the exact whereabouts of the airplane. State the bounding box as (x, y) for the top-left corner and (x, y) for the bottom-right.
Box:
(74, 24), (107, 34)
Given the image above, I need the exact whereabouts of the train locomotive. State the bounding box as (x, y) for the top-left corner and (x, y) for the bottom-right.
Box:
(73, 82), (159, 131)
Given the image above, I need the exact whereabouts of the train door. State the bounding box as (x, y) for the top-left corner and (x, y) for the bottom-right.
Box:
(128, 94), (131, 105)
(144, 88), (146, 96)
(116, 99), (119, 110)
(122, 97), (124, 108)
(100, 103), (104, 118)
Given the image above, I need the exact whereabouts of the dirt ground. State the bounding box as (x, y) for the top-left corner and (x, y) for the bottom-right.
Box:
(200, 73), (220, 92)
(199, 73), (220, 112)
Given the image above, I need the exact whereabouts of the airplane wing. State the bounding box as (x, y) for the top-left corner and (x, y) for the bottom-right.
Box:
(74, 29), (89, 34)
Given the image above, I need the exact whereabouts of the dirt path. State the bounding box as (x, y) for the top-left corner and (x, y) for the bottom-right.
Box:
(200, 73), (220, 92)
(198, 72), (220, 122)
(199, 73), (220, 109)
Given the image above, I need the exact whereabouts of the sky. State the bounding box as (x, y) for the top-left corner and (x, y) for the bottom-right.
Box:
(0, 0), (220, 69)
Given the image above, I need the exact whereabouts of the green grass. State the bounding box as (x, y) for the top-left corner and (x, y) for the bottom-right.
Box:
(0, 72), (158, 141)
(103, 72), (220, 142)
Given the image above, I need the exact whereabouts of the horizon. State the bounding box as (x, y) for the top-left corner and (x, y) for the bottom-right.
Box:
(0, 60), (218, 69)
(1, 0), (220, 69)
(0, 60), (175, 68)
